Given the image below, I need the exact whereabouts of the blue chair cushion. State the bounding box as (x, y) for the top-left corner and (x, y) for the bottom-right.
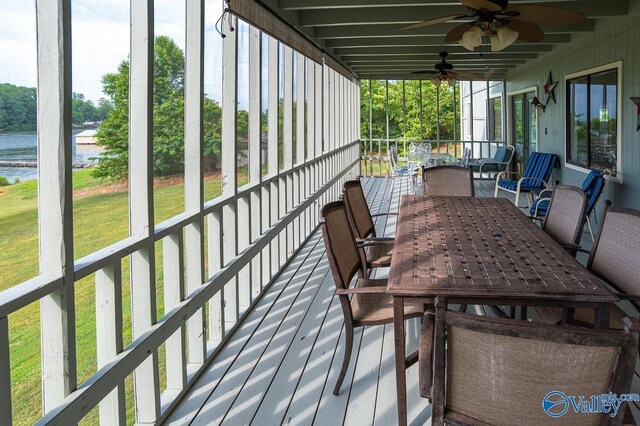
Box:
(582, 170), (605, 215)
(529, 198), (550, 217)
(493, 146), (509, 163)
(469, 147), (510, 172)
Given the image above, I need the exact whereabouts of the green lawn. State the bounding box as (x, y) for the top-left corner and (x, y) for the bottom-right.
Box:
(0, 168), (244, 425)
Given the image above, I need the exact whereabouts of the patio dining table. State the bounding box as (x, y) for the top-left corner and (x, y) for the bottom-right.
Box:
(407, 146), (459, 168)
(387, 195), (619, 426)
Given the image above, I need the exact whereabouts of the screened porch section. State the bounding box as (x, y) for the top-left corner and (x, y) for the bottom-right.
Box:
(1, 0), (639, 425)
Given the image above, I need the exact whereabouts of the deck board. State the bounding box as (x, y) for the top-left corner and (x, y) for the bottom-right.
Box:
(164, 176), (639, 426)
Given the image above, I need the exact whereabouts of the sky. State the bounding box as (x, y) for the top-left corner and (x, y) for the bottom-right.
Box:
(0, 0), (239, 106)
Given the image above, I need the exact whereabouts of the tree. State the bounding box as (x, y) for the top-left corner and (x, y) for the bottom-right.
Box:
(72, 92), (98, 124)
(0, 83), (37, 131)
(94, 36), (226, 180)
(95, 98), (114, 121)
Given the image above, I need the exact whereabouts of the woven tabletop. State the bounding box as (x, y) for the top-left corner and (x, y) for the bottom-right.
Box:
(387, 195), (617, 302)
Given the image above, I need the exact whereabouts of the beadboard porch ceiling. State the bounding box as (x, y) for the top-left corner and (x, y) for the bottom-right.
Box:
(257, 0), (629, 80)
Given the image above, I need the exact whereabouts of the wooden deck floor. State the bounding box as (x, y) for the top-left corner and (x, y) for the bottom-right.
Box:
(165, 177), (639, 426)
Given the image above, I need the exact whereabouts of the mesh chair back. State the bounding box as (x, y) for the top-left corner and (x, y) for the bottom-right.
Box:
(543, 184), (587, 247)
(442, 312), (636, 426)
(343, 180), (376, 239)
(520, 152), (557, 189)
(589, 203), (640, 307)
(422, 165), (474, 197)
(581, 169), (607, 215)
(320, 201), (363, 290)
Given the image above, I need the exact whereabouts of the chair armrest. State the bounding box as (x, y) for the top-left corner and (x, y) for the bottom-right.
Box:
(356, 238), (395, 247)
(335, 279), (388, 295)
(497, 171), (523, 180)
(536, 189), (554, 199)
(370, 212), (399, 217)
(479, 161), (509, 174)
(517, 176), (549, 186)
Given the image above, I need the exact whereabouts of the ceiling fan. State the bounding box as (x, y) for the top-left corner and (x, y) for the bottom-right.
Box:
(401, 0), (587, 52)
(412, 51), (485, 85)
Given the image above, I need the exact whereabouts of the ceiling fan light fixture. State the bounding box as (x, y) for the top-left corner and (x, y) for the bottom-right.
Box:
(432, 77), (442, 87)
(497, 25), (518, 48)
(447, 77), (457, 85)
(460, 26), (483, 51)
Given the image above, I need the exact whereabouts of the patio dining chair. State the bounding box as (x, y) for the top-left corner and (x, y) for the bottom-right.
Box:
(427, 310), (639, 426)
(540, 184), (587, 254)
(458, 147), (471, 168)
(422, 165), (474, 197)
(533, 201), (640, 330)
(531, 168), (611, 241)
(494, 151), (558, 207)
(343, 179), (395, 269)
(388, 146), (419, 195)
(468, 144), (515, 176)
(320, 201), (427, 395)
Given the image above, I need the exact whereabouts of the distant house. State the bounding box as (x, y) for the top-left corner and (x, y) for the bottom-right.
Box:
(75, 129), (97, 145)
(81, 121), (100, 128)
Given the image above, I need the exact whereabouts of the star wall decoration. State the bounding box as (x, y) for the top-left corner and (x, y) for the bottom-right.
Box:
(543, 71), (559, 105)
(631, 97), (640, 132)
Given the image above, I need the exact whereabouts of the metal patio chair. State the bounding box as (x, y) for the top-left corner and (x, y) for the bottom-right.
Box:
(469, 144), (515, 176)
(388, 146), (419, 195)
(494, 151), (558, 207)
(342, 179), (395, 270)
(422, 165), (474, 197)
(541, 184), (587, 254)
(427, 310), (638, 426)
(534, 201), (640, 330)
(320, 201), (426, 395)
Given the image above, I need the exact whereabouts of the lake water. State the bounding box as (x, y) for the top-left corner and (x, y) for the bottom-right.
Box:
(0, 132), (103, 182)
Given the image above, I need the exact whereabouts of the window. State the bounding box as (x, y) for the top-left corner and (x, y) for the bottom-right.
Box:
(566, 64), (620, 175)
(488, 96), (503, 142)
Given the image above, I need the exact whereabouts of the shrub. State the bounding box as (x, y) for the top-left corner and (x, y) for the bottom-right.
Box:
(0, 176), (9, 186)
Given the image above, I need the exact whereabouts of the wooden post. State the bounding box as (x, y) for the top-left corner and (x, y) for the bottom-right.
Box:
(163, 234), (187, 390)
(249, 26), (263, 297)
(96, 264), (126, 425)
(268, 37), (280, 276)
(129, 0), (160, 421)
(0, 316), (11, 425)
(222, 15), (239, 325)
(35, 0), (77, 414)
(184, 0), (206, 365)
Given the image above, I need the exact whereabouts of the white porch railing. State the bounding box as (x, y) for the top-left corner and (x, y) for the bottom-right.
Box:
(359, 138), (507, 177)
(0, 1), (363, 424)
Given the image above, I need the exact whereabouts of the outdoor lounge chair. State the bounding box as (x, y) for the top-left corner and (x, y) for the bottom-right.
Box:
(534, 201), (640, 330)
(494, 151), (558, 207)
(343, 179), (395, 269)
(320, 201), (426, 396)
(531, 168), (611, 241)
(422, 165), (474, 197)
(426, 310), (639, 426)
(468, 144), (515, 175)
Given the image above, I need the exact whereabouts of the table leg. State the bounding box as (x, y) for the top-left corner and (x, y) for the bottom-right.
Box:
(432, 298), (447, 426)
(393, 297), (407, 426)
(593, 303), (611, 329)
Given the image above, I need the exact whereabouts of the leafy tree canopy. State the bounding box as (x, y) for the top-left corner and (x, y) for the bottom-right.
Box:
(94, 35), (225, 180)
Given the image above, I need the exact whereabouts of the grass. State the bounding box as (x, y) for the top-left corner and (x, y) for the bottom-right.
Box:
(0, 167), (249, 425)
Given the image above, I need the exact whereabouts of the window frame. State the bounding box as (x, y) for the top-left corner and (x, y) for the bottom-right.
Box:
(565, 61), (623, 182)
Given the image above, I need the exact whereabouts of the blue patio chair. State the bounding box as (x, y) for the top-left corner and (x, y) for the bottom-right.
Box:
(469, 145), (515, 175)
(530, 168), (611, 241)
(494, 152), (558, 207)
